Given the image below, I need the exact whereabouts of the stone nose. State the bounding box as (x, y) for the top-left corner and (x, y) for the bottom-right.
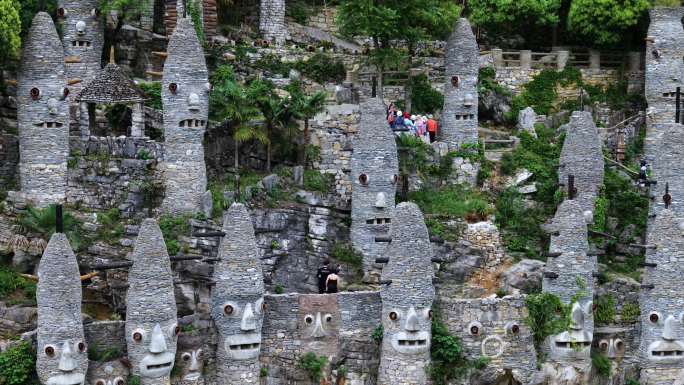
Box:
(47, 98), (58, 115)
(375, 192), (386, 208)
(606, 341), (617, 359)
(76, 20), (86, 34)
(58, 341), (77, 372)
(241, 303), (256, 331)
(188, 93), (200, 110)
(310, 312), (327, 338)
(663, 315), (678, 341)
(404, 307), (420, 332)
(190, 351), (200, 371)
(569, 302), (584, 330)
(149, 324), (168, 353)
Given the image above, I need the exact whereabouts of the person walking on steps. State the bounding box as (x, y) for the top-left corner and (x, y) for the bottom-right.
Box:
(316, 260), (332, 294)
(326, 266), (340, 294)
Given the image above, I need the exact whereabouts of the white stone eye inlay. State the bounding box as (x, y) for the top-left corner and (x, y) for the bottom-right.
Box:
(223, 302), (239, 317)
(76, 21), (86, 34)
(469, 321), (483, 336)
(131, 328), (146, 343)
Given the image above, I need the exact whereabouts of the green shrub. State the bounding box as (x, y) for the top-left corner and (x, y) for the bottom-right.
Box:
(129, 376), (141, 385)
(0, 341), (36, 385)
(260, 367), (268, 377)
(296, 53), (346, 84)
(159, 215), (191, 255)
(409, 185), (491, 221)
(595, 294), (616, 325)
(0, 266), (36, 303)
(186, 0), (206, 46)
(429, 313), (488, 384)
(331, 243), (362, 267)
(396, 134), (435, 175)
(96, 208), (124, 245)
(274, 285), (284, 294)
(508, 67), (582, 122)
(592, 353), (611, 378)
(138, 82), (162, 110)
(87, 345), (122, 362)
(591, 191), (608, 233)
(478, 67), (510, 96)
(303, 170), (334, 193)
(298, 352), (327, 382)
(371, 325), (383, 344)
(17, 205), (86, 251)
(408, 74), (444, 114)
(524, 292), (569, 352)
(621, 302), (640, 323)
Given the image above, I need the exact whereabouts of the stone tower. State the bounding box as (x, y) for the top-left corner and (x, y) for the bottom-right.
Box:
(540, 198), (595, 381)
(558, 111), (604, 219)
(211, 203), (265, 385)
(645, 7), (684, 123)
(161, 17), (209, 215)
(260, 0), (287, 46)
(17, 12), (69, 206)
(644, 122), (684, 216)
(350, 98), (399, 280)
(57, 0), (104, 133)
(36, 233), (88, 385)
(441, 18), (479, 150)
(377, 202), (434, 385)
(125, 219), (178, 385)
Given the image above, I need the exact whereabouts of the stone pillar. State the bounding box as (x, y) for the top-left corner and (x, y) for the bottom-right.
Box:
(492, 48), (504, 68)
(520, 50), (532, 70)
(259, 0), (287, 46)
(130, 102), (144, 137)
(557, 50), (569, 70)
(79, 102), (90, 138)
(589, 49), (601, 70)
(628, 51), (642, 73)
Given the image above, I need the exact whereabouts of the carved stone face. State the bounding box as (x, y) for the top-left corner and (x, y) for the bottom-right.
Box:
(214, 295), (265, 360)
(57, 0), (102, 59)
(645, 312), (684, 361)
(175, 335), (204, 385)
(382, 305), (431, 355)
(298, 295), (340, 357)
(597, 338), (626, 361)
(126, 320), (179, 378)
(87, 360), (128, 385)
(38, 340), (88, 385)
(549, 302), (593, 360)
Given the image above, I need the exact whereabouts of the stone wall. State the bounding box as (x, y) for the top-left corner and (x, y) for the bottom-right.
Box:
(260, 0), (288, 46)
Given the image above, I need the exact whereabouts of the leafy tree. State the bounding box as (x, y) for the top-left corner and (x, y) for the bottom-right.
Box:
(567, 0), (650, 46)
(287, 82), (326, 167)
(467, 0), (562, 29)
(0, 0), (21, 65)
(209, 65), (265, 192)
(17, 0), (57, 38)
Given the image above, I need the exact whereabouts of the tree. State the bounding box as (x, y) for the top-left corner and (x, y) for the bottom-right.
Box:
(337, 0), (459, 107)
(567, 0), (650, 46)
(288, 82), (327, 168)
(209, 66), (265, 193)
(0, 0), (21, 65)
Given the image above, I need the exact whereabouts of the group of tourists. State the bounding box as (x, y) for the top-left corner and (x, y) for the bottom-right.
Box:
(316, 260), (340, 294)
(386, 103), (438, 143)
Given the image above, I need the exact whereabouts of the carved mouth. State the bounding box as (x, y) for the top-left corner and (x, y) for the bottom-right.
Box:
(71, 40), (91, 48)
(46, 372), (85, 385)
(179, 119), (206, 128)
(555, 341), (592, 348)
(652, 350), (684, 357)
(397, 339), (427, 346)
(391, 331), (430, 354)
(228, 343), (260, 351)
(183, 372), (201, 381)
(34, 122), (64, 128)
(366, 218), (391, 225)
(146, 362), (172, 370)
(224, 333), (262, 360)
(139, 352), (175, 377)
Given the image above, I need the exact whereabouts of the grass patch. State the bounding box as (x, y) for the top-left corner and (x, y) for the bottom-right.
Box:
(621, 302), (640, 323)
(0, 266), (36, 305)
(159, 215), (191, 256)
(96, 208), (125, 245)
(303, 170), (334, 194)
(298, 352), (327, 382)
(409, 185), (491, 222)
(595, 294), (616, 325)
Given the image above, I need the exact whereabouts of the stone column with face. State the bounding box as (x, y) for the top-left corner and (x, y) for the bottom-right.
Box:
(17, 12), (69, 206)
(377, 202), (434, 385)
(125, 219), (179, 385)
(37, 233), (88, 385)
(350, 98), (399, 279)
(87, 360), (128, 385)
(441, 18), (479, 150)
(639, 209), (684, 385)
(173, 335), (204, 385)
(558, 111), (604, 220)
(210, 203), (264, 385)
(298, 295), (341, 362)
(161, 16), (209, 215)
(541, 198), (595, 376)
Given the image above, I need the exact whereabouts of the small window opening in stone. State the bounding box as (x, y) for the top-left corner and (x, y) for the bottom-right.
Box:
(366, 219), (373, 224)
(451, 76), (460, 88)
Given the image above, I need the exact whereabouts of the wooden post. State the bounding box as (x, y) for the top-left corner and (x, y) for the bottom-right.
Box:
(676, 87), (681, 123)
(56, 204), (63, 234)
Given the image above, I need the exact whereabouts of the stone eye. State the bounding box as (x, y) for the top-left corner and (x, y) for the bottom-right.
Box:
(169, 83), (178, 94)
(133, 331), (143, 342)
(511, 324), (519, 334)
(451, 75), (460, 88)
(224, 304), (234, 315)
(615, 339), (624, 350)
(599, 340), (609, 350)
(174, 326), (181, 336)
(44, 345), (55, 357)
(325, 314), (332, 323)
(196, 349), (203, 358)
(30, 88), (40, 100)
(389, 311), (398, 321)
(57, 8), (66, 17)
(390, 174), (398, 184)
(95, 380), (105, 385)
(115, 378), (124, 385)
(62, 88), (70, 100)
(358, 174), (368, 185)
(78, 341), (86, 352)
(649, 312), (660, 323)
(91, 8), (100, 17)
(182, 352), (191, 361)
(427, 310), (433, 319)
(469, 321), (482, 336)
(305, 315), (314, 324)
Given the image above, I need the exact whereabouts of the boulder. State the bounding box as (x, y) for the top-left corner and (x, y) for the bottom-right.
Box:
(502, 259), (545, 294)
(517, 107), (537, 138)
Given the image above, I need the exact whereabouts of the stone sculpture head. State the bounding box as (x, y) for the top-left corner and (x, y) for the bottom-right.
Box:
(87, 360), (128, 385)
(380, 202), (434, 356)
(549, 302), (594, 360)
(125, 219), (178, 384)
(174, 334), (204, 385)
(37, 233), (87, 385)
(57, 0), (103, 64)
(298, 295), (341, 358)
(211, 203), (264, 363)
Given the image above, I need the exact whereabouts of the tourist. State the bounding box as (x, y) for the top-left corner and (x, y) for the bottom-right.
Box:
(394, 110), (405, 131)
(427, 114), (438, 142)
(316, 260), (332, 294)
(406, 114), (416, 135)
(326, 266), (340, 294)
(416, 114), (426, 140)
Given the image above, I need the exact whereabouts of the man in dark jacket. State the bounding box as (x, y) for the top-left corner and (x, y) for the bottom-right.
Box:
(316, 259), (332, 294)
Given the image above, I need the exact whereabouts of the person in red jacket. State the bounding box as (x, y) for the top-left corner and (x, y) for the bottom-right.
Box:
(426, 114), (438, 142)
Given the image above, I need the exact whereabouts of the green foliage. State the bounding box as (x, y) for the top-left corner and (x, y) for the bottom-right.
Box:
(371, 325), (383, 344)
(653, 0), (680, 5)
(297, 352), (327, 382)
(186, 0), (206, 46)
(626, 379), (641, 385)
(270, 240), (280, 250)
(303, 170), (334, 193)
(478, 67), (510, 96)
(331, 243), (363, 268)
(259, 366), (268, 377)
(129, 375), (141, 385)
(17, 205), (85, 251)
(159, 215), (191, 255)
(87, 345), (122, 362)
(98, 0), (147, 23)
(287, 0), (312, 24)
(595, 294), (616, 325)
(509, 68), (582, 121)
(138, 82), (162, 110)
(0, 341), (36, 385)
(429, 313), (488, 384)
(604, 169), (648, 235)
(592, 353), (611, 378)
(17, 0), (57, 40)
(0, 0), (21, 64)
(96, 208), (124, 245)
(567, 0), (650, 46)
(396, 134), (435, 176)
(409, 185), (491, 221)
(407, 74), (444, 114)
(467, 0), (561, 29)
(274, 285), (284, 294)
(621, 302), (640, 323)
(590, 192), (608, 233)
(524, 292), (569, 352)
(297, 53), (346, 84)
(0, 266), (36, 303)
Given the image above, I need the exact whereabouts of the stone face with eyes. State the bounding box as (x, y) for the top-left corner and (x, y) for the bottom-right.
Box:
(173, 335), (204, 385)
(161, 16), (210, 215)
(126, 219), (178, 385)
(37, 233), (88, 385)
(211, 203), (264, 384)
(56, 0), (103, 85)
(377, 202), (434, 385)
(17, 12), (69, 205)
(350, 98), (399, 277)
(298, 294), (341, 359)
(86, 360), (128, 385)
